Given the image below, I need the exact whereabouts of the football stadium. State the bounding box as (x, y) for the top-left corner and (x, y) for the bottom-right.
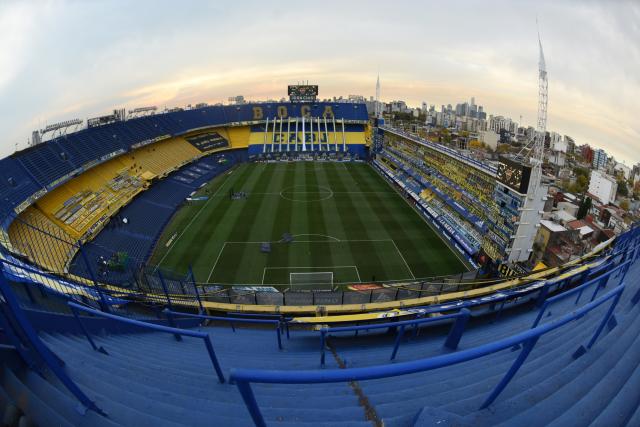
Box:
(0, 90), (638, 426)
(0, 8), (639, 425)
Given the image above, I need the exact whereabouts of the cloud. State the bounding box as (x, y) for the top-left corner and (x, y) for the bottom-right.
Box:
(0, 0), (638, 165)
(0, 2), (41, 91)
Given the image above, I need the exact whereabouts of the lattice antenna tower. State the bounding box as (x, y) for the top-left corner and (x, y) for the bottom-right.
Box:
(518, 24), (548, 198)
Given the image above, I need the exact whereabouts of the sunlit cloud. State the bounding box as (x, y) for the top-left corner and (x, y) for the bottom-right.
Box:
(0, 0), (638, 165)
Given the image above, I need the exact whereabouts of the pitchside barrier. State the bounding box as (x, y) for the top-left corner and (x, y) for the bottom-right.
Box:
(289, 272), (334, 291)
(4, 210), (638, 311)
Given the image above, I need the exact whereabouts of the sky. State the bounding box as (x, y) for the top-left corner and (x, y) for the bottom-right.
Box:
(0, 0), (638, 165)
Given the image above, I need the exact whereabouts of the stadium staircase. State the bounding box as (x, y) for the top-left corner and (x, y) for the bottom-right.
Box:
(0, 229), (638, 426)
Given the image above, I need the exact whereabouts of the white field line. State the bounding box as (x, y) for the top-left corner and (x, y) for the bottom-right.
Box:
(376, 166), (471, 269)
(264, 265), (359, 270)
(262, 266), (359, 284)
(391, 239), (416, 279)
(206, 242), (228, 283)
(155, 169), (235, 270)
(354, 265), (362, 283)
(226, 190), (393, 196)
(223, 239), (394, 244)
(288, 233), (340, 241)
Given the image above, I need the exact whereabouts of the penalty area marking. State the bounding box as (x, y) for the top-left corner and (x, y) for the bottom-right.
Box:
(288, 234), (341, 242)
(391, 239), (416, 279)
(208, 239), (410, 284)
(206, 242), (228, 283)
(261, 265), (360, 285)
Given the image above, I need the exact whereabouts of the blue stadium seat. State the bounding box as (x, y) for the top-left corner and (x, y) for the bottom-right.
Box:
(0, 158), (41, 216)
(13, 143), (77, 188)
(0, 229), (638, 426)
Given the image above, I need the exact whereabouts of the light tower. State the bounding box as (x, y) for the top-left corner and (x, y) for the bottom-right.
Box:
(529, 31), (548, 197)
(504, 28), (549, 265)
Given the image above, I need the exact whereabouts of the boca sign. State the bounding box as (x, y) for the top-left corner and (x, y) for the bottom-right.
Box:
(252, 105), (335, 120)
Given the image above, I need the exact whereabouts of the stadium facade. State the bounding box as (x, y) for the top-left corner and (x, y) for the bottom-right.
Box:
(374, 126), (547, 267)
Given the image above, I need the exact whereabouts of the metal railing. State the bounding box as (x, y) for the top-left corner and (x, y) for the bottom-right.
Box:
(229, 284), (626, 427)
(163, 309), (284, 350)
(0, 264), (105, 415)
(67, 301), (226, 383)
(532, 260), (631, 328)
(318, 309), (470, 365)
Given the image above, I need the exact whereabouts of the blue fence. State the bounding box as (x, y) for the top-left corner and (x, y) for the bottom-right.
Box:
(163, 309), (284, 350)
(229, 284), (626, 427)
(318, 309), (470, 365)
(67, 301), (226, 383)
(532, 260), (631, 328)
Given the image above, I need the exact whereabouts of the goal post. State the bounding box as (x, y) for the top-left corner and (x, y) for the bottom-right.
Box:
(289, 271), (334, 290)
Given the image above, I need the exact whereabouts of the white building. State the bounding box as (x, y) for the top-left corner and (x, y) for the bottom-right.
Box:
(588, 169), (618, 204)
(478, 130), (499, 150)
(613, 162), (631, 180)
(548, 132), (567, 167)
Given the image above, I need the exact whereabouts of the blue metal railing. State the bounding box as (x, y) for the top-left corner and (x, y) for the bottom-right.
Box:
(67, 301), (226, 383)
(229, 312), (292, 338)
(532, 260), (630, 328)
(0, 267), (106, 415)
(318, 309), (470, 365)
(163, 309), (283, 350)
(230, 284), (625, 427)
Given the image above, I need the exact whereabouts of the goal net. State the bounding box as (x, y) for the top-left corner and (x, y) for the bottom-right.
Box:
(289, 271), (334, 290)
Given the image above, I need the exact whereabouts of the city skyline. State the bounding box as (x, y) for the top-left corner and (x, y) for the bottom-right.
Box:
(0, 0), (638, 164)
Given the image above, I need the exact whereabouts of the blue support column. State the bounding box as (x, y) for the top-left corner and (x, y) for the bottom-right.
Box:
(236, 380), (266, 427)
(157, 270), (173, 311)
(444, 309), (471, 350)
(189, 265), (204, 314)
(78, 245), (110, 313)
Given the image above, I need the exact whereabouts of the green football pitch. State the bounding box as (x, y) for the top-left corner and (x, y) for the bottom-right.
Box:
(150, 161), (467, 286)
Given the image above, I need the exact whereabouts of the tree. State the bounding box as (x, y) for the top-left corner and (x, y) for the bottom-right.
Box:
(573, 167), (589, 179)
(577, 197), (592, 220)
(576, 175), (589, 192)
(469, 139), (483, 149)
(497, 144), (510, 154)
(617, 180), (629, 198)
(620, 199), (630, 211)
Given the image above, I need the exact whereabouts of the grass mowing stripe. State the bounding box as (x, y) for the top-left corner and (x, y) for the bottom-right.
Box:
(287, 162), (310, 279)
(349, 163), (443, 278)
(315, 162), (360, 281)
(329, 162), (392, 282)
(305, 162), (328, 261)
(265, 164), (297, 284)
(207, 163), (276, 283)
(151, 161), (467, 287)
(153, 164), (246, 273)
(353, 164), (466, 277)
(165, 165), (258, 280)
(271, 164), (296, 242)
(334, 164), (410, 281)
(222, 164), (282, 282)
(186, 163), (258, 278)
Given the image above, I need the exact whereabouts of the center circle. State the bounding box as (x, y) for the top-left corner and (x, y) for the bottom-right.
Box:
(280, 185), (334, 202)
